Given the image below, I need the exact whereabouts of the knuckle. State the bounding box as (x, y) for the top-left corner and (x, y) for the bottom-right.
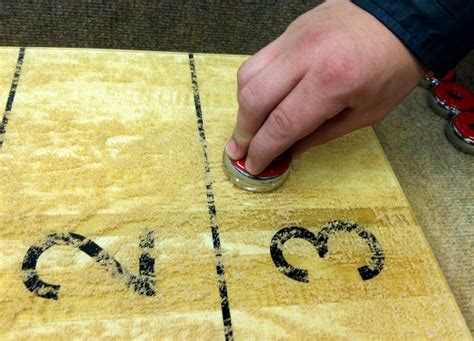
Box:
(285, 9), (315, 35)
(298, 29), (323, 50)
(237, 63), (249, 87)
(285, 18), (304, 35)
(318, 61), (346, 87)
(238, 84), (261, 115)
(267, 107), (295, 140)
(318, 52), (362, 89)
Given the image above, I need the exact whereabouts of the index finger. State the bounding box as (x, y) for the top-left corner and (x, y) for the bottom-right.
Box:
(244, 75), (346, 174)
(227, 54), (305, 160)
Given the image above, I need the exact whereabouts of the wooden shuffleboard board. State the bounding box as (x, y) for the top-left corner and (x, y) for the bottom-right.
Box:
(0, 48), (470, 339)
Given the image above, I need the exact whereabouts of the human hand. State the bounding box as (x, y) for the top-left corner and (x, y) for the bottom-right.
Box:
(226, 0), (425, 175)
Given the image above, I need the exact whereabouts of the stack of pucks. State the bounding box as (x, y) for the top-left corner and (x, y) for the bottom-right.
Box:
(428, 81), (474, 119)
(222, 150), (292, 192)
(445, 111), (474, 155)
(418, 70), (455, 90)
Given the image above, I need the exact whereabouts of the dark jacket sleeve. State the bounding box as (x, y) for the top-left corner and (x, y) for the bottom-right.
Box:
(351, 0), (474, 77)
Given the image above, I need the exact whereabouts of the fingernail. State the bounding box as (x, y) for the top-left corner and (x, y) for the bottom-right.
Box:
(226, 139), (238, 159)
(245, 157), (258, 175)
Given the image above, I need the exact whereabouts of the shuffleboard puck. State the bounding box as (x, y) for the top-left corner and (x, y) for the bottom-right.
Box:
(445, 111), (474, 155)
(418, 70), (455, 90)
(223, 150), (292, 192)
(428, 82), (474, 119)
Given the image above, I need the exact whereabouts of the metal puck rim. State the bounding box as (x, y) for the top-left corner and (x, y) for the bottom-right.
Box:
(445, 120), (474, 155)
(222, 151), (291, 192)
(452, 112), (474, 145)
(432, 82), (474, 112)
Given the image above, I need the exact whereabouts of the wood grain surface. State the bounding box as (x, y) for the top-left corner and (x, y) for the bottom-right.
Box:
(0, 48), (470, 339)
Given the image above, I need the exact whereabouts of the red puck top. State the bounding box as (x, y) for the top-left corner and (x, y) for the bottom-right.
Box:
(231, 151), (292, 178)
(425, 70), (455, 82)
(452, 111), (474, 141)
(433, 82), (474, 112)
(442, 70), (456, 82)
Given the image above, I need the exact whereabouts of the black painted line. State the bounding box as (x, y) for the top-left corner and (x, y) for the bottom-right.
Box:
(188, 53), (233, 341)
(1, 47), (25, 148)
